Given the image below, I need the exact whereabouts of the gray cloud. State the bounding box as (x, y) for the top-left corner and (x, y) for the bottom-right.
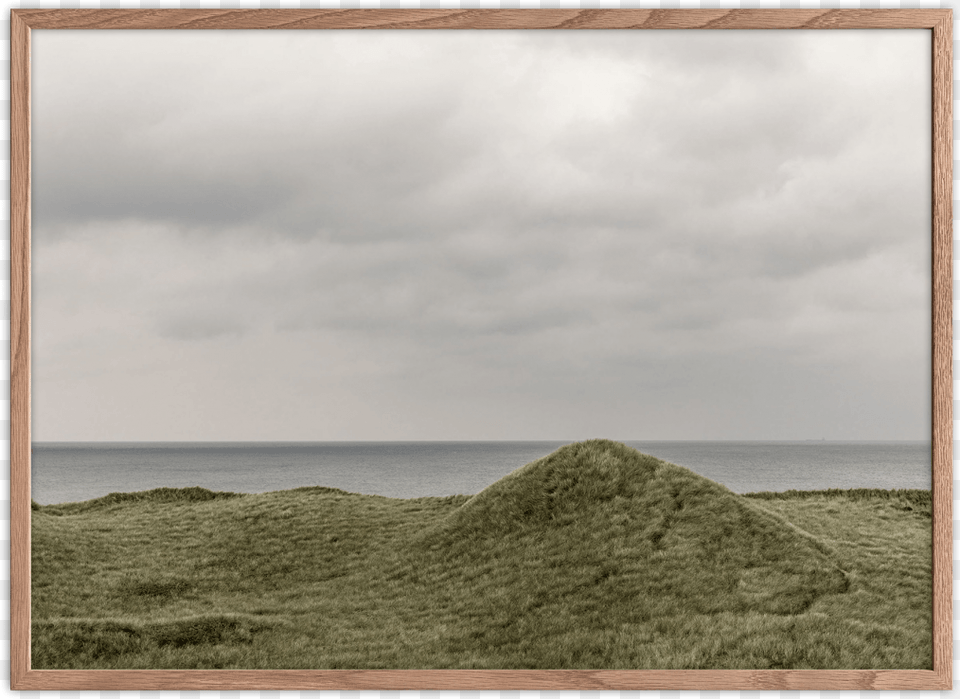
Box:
(30, 29), (931, 441)
(157, 315), (246, 342)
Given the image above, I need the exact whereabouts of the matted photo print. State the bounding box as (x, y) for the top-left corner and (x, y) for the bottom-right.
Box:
(10, 8), (953, 692)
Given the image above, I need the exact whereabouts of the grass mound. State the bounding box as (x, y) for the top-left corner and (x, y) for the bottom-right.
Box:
(746, 488), (932, 517)
(37, 486), (243, 515)
(399, 440), (849, 665)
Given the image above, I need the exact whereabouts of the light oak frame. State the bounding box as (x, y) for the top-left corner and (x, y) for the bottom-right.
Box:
(9, 8), (953, 690)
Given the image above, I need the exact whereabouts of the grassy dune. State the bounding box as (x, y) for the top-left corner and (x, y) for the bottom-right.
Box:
(32, 440), (931, 669)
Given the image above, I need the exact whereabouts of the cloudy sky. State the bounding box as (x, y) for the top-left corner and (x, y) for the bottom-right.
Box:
(31, 29), (930, 442)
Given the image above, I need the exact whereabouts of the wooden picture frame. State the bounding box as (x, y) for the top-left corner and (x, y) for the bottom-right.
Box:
(9, 8), (953, 691)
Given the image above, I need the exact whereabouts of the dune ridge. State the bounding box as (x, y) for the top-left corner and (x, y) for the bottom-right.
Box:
(31, 440), (930, 669)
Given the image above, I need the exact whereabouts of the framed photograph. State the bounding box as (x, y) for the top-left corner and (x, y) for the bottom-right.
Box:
(10, 8), (952, 691)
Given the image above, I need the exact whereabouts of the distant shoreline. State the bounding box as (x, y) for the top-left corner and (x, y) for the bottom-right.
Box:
(30, 440), (933, 505)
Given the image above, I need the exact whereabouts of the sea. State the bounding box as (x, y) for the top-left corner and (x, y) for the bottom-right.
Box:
(30, 440), (932, 506)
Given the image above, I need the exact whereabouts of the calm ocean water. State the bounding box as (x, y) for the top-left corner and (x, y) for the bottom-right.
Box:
(31, 440), (931, 506)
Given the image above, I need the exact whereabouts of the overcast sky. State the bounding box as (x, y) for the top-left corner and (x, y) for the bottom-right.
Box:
(31, 29), (931, 442)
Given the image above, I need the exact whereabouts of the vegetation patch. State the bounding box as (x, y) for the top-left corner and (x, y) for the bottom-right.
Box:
(146, 615), (265, 648)
(33, 614), (269, 667)
(116, 574), (193, 599)
(33, 619), (144, 666)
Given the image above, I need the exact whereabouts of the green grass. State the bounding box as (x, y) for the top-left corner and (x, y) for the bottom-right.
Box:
(32, 439), (931, 669)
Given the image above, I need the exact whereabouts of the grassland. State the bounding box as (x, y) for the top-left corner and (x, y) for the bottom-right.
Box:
(32, 440), (931, 669)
